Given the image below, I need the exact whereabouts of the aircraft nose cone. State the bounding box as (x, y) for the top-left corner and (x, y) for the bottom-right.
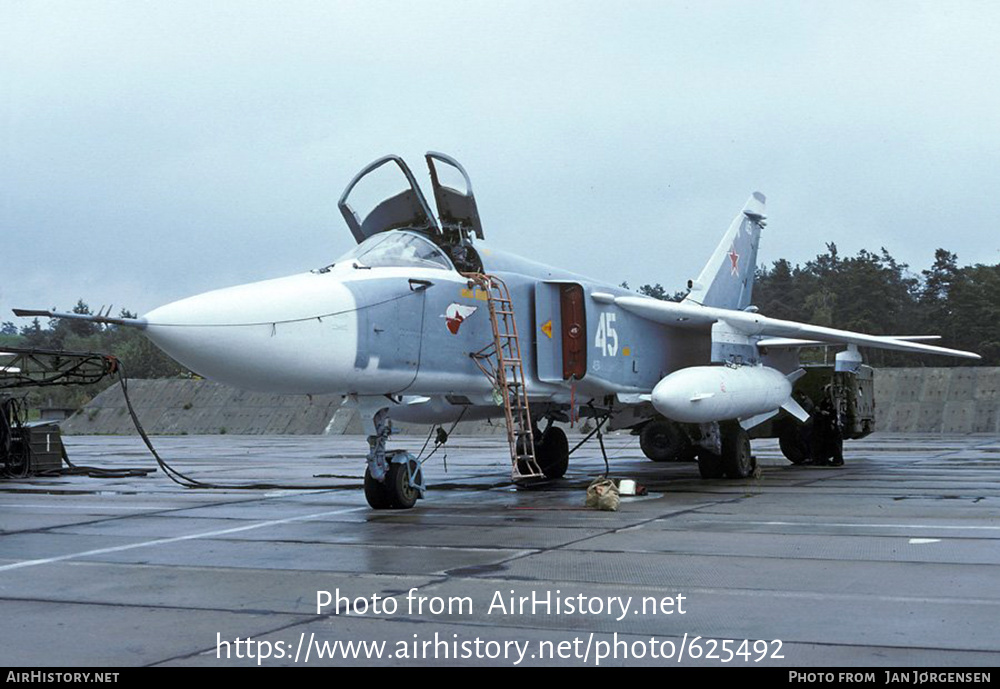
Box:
(142, 273), (359, 393)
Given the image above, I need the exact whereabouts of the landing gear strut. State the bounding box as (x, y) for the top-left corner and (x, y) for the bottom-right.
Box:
(360, 403), (425, 510)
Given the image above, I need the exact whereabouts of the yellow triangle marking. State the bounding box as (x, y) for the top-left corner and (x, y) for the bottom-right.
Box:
(541, 320), (553, 339)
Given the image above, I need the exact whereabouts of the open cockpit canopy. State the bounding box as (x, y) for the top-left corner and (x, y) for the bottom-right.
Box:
(339, 152), (483, 242)
(337, 152), (486, 273)
(425, 152), (483, 240)
(338, 155), (440, 243)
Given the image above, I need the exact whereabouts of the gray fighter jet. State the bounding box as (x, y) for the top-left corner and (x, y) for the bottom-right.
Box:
(17, 152), (979, 509)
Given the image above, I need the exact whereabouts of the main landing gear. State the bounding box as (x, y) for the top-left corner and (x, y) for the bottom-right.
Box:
(636, 417), (755, 480)
(638, 419), (694, 462)
(778, 421), (810, 465)
(638, 417), (729, 469)
(534, 423), (570, 479)
(699, 421), (754, 478)
(515, 421), (570, 480)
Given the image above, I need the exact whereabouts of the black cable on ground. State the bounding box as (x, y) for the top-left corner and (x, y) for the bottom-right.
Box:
(48, 444), (155, 479)
(115, 363), (410, 491)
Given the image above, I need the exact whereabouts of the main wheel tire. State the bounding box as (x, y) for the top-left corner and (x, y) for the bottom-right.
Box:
(697, 451), (725, 479)
(779, 423), (810, 465)
(364, 466), (393, 509)
(640, 419), (685, 462)
(721, 423), (753, 478)
(386, 457), (423, 509)
(536, 426), (569, 479)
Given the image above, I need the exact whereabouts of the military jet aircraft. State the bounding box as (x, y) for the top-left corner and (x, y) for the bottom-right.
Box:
(16, 152), (980, 509)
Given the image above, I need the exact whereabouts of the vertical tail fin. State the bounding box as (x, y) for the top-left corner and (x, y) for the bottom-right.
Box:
(683, 192), (765, 310)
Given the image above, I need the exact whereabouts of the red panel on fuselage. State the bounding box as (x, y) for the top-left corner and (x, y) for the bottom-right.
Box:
(560, 284), (586, 380)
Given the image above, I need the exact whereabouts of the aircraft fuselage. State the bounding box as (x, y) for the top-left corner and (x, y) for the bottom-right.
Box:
(142, 234), (707, 418)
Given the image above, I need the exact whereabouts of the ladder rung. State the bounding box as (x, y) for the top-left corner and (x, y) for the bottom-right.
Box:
(464, 271), (539, 472)
(512, 467), (546, 480)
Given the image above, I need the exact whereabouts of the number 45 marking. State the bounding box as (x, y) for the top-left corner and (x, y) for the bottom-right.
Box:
(594, 312), (618, 357)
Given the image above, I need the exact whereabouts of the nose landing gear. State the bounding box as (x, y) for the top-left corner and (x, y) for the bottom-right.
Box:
(364, 451), (424, 509)
(358, 401), (426, 510)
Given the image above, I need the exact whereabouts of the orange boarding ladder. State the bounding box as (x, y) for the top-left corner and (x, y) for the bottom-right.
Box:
(463, 273), (544, 482)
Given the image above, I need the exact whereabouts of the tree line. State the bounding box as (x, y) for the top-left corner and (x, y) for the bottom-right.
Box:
(631, 244), (998, 366)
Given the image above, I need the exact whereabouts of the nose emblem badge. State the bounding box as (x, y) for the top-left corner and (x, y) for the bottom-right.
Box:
(443, 303), (478, 334)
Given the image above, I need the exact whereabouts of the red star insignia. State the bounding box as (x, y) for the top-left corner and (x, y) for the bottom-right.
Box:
(728, 245), (740, 276)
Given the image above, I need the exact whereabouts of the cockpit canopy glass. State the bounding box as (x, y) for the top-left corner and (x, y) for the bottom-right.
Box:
(328, 231), (454, 271)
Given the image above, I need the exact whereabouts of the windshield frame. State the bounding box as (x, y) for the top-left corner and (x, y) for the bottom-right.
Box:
(320, 231), (456, 273)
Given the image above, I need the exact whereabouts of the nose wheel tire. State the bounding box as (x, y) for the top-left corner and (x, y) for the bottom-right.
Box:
(364, 456), (423, 510)
(364, 466), (393, 509)
(387, 458), (423, 509)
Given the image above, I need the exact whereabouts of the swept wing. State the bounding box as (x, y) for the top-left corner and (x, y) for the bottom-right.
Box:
(613, 296), (980, 360)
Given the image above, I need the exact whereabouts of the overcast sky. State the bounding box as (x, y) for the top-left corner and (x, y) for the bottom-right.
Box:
(3, 0), (999, 322)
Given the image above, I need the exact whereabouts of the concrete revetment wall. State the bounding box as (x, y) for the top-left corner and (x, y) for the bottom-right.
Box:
(61, 379), (343, 435)
(60, 368), (1000, 436)
(874, 367), (1000, 434)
